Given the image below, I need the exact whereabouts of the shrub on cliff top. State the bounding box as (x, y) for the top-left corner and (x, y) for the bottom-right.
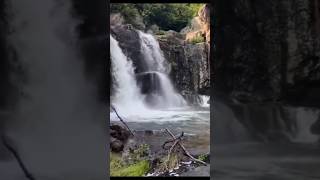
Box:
(190, 35), (205, 44)
(110, 3), (205, 32)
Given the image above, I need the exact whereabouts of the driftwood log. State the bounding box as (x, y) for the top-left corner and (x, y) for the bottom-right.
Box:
(164, 128), (207, 166)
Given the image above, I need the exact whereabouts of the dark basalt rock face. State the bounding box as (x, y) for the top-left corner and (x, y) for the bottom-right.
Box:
(311, 117), (320, 135)
(0, 2), (16, 110)
(136, 72), (161, 95)
(214, 0), (320, 140)
(110, 124), (131, 152)
(215, 0), (320, 104)
(158, 33), (210, 97)
(110, 24), (147, 74)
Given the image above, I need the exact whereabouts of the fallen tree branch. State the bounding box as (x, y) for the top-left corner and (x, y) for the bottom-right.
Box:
(164, 128), (207, 166)
(111, 105), (134, 136)
(165, 138), (180, 171)
(2, 135), (35, 180)
(162, 131), (184, 150)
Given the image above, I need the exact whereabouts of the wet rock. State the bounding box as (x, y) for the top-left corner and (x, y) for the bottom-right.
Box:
(110, 24), (147, 73)
(144, 130), (154, 136)
(110, 124), (130, 141)
(136, 72), (161, 95)
(311, 118), (320, 135)
(180, 165), (210, 177)
(158, 32), (210, 101)
(111, 137), (124, 152)
(110, 124), (131, 152)
(215, 0), (320, 107)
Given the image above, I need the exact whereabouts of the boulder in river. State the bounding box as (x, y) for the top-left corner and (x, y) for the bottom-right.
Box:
(110, 124), (131, 152)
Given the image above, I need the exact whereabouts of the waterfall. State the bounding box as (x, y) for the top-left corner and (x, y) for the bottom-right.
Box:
(291, 107), (320, 143)
(213, 100), (251, 144)
(138, 31), (167, 73)
(199, 95), (210, 107)
(137, 31), (186, 108)
(110, 35), (149, 116)
(6, 0), (106, 178)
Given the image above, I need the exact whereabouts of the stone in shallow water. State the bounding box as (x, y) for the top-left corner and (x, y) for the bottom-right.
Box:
(180, 165), (210, 177)
(110, 124), (131, 152)
(110, 124), (130, 141)
(110, 137), (124, 152)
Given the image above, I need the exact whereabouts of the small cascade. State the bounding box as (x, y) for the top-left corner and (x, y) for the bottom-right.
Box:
(137, 30), (186, 108)
(213, 100), (251, 144)
(291, 107), (320, 143)
(199, 95), (210, 108)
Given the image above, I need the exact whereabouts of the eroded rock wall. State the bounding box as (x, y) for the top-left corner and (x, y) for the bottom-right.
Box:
(214, 0), (320, 141)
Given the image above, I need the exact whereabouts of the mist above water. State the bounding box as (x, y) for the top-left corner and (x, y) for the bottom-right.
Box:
(6, 0), (106, 179)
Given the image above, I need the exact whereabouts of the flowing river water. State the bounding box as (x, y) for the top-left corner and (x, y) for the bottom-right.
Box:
(213, 100), (320, 179)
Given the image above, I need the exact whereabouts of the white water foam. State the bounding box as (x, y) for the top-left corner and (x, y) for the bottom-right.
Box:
(110, 35), (150, 117)
(199, 95), (210, 108)
(138, 31), (186, 108)
(291, 107), (320, 143)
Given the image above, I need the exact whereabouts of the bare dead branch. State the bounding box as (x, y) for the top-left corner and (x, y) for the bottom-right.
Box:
(2, 135), (35, 180)
(111, 105), (135, 136)
(164, 128), (207, 166)
(162, 131), (184, 150)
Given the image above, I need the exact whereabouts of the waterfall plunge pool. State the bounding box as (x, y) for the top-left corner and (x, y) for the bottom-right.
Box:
(110, 106), (210, 155)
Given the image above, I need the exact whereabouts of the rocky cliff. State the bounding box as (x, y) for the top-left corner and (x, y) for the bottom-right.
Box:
(110, 5), (210, 105)
(157, 32), (210, 97)
(214, 0), (320, 141)
(215, 0), (320, 105)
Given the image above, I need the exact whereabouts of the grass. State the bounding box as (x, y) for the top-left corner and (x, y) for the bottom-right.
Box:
(197, 154), (208, 161)
(190, 35), (205, 44)
(111, 159), (150, 176)
(110, 144), (151, 176)
(157, 153), (179, 172)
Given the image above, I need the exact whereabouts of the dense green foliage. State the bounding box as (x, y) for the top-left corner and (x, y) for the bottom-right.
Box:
(110, 3), (204, 32)
(110, 152), (150, 176)
(197, 154), (208, 161)
(110, 144), (151, 176)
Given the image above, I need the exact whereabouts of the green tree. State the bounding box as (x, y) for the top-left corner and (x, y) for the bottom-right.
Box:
(110, 3), (205, 32)
(110, 4), (140, 26)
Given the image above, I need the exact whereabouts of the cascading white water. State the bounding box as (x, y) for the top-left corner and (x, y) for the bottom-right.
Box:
(199, 95), (210, 108)
(138, 31), (167, 73)
(138, 31), (186, 108)
(291, 107), (320, 143)
(155, 72), (186, 107)
(110, 35), (150, 116)
(6, 0), (106, 178)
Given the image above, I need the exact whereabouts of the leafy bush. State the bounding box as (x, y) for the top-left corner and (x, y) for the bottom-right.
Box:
(197, 154), (208, 161)
(155, 30), (166, 35)
(110, 3), (205, 32)
(190, 35), (205, 44)
(110, 4), (144, 29)
(127, 144), (150, 163)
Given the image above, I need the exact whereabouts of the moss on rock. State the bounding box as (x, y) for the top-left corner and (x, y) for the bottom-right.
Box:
(110, 147), (151, 176)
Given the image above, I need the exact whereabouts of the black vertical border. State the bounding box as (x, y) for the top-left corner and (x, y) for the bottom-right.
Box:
(106, 0), (111, 179)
